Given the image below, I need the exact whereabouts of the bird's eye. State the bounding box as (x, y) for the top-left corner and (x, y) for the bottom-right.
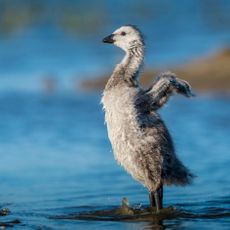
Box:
(121, 31), (126, 36)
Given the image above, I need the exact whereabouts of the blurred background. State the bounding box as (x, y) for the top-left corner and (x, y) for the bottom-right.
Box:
(0, 0), (229, 229)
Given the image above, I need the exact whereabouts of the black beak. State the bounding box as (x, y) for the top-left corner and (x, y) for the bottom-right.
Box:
(102, 34), (114, 43)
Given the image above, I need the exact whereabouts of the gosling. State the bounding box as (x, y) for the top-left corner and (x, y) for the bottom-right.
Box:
(101, 25), (194, 212)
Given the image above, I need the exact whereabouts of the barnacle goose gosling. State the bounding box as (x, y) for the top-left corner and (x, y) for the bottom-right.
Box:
(101, 25), (194, 212)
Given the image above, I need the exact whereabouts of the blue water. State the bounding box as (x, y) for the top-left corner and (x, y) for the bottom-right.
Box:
(0, 0), (229, 91)
(0, 92), (229, 229)
(0, 1), (229, 229)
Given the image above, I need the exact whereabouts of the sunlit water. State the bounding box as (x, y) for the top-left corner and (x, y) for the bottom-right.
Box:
(0, 92), (229, 229)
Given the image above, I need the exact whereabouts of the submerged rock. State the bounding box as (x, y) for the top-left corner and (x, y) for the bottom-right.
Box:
(0, 208), (10, 216)
(115, 197), (135, 215)
(0, 208), (21, 227)
(52, 198), (178, 222)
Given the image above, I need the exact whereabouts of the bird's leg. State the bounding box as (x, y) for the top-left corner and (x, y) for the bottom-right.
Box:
(149, 191), (156, 209)
(154, 191), (160, 212)
(149, 188), (163, 209)
(152, 185), (163, 213)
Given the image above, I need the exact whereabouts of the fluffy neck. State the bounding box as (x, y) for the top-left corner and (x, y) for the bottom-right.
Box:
(105, 41), (144, 90)
(118, 41), (144, 80)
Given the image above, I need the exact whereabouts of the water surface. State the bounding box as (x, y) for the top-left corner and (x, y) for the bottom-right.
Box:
(0, 92), (229, 229)
(0, 0), (229, 91)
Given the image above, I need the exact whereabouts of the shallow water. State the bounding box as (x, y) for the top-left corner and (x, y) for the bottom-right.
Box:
(0, 92), (229, 229)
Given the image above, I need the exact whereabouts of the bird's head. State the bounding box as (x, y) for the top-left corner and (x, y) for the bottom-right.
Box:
(102, 25), (144, 52)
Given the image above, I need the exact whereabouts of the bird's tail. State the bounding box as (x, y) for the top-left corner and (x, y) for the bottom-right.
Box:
(163, 158), (195, 186)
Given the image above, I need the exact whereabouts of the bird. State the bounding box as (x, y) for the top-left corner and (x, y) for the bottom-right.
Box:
(101, 25), (194, 212)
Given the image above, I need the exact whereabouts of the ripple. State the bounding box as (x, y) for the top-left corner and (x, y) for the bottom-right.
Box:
(50, 205), (230, 222)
